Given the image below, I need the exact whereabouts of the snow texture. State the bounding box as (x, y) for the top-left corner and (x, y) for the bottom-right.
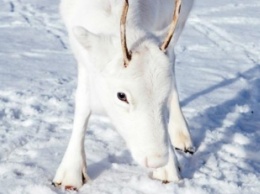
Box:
(0, 0), (260, 193)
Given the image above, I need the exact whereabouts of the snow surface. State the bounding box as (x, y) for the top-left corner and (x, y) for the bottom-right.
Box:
(0, 0), (260, 193)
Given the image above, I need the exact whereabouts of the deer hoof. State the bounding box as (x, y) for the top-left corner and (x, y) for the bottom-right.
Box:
(175, 146), (196, 155)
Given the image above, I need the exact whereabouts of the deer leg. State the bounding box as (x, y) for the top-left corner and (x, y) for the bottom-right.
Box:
(168, 68), (195, 154)
(53, 64), (91, 189)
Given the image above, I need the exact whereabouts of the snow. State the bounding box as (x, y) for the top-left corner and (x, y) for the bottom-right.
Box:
(0, 0), (260, 193)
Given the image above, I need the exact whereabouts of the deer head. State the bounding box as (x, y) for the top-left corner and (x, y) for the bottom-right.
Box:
(73, 0), (182, 168)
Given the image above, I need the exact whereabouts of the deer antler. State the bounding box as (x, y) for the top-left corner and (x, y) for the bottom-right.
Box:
(120, 0), (131, 67)
(160, 0), (182, 52)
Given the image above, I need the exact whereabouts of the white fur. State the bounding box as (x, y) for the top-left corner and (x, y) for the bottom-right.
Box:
(53, 0), (194, 189)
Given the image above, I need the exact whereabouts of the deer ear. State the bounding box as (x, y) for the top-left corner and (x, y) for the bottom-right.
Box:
(73, 26), (118, 71)
(73, 26), (98, 50)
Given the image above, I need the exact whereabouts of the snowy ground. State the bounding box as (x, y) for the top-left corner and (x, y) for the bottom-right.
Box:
(0, 0), (260, 193)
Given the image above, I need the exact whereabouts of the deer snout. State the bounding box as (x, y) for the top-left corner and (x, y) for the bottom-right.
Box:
(144, 152), (169, 168)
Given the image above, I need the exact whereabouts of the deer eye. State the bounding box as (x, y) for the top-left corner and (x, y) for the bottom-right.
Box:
(117, 92), (128, 104)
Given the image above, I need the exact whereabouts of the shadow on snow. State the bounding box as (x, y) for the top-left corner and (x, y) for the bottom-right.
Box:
(181, 64), (260, 187)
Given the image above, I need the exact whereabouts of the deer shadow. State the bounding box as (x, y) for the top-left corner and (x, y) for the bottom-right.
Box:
(180, 64), (260, 181)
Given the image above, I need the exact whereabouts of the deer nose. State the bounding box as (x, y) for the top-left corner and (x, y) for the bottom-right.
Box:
(145, 153), (168, 168)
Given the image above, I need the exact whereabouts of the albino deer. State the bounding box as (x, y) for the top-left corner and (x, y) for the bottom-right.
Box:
(53, 0), (194, 190)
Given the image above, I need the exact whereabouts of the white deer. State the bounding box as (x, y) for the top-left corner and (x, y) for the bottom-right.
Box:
(53, 0), (194, 190)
